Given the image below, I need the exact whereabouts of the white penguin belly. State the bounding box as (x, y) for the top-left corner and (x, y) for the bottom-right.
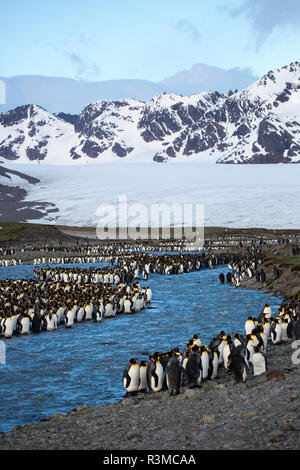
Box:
(20, 317), (30, 334)
(252, 353), (266, 376)
(124, 365), (140, 392)
(151, 363), (163, 392)
(76, 307), (85, 322)
(85, 305), (93, 320)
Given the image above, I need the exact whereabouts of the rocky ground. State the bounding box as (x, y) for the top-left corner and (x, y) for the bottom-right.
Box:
(0, 340), (299, 450)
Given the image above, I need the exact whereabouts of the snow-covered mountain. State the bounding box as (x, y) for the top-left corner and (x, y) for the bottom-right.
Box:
(1, 62), (300, 164)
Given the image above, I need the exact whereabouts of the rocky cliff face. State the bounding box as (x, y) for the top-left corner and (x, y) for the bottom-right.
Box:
(0, 62), (300, 164)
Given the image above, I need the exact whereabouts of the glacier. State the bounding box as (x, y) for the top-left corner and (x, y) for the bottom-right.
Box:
(2, 161), (300, 229)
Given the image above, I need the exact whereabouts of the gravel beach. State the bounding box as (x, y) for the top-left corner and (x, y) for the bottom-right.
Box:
(0, 340), (299, 451)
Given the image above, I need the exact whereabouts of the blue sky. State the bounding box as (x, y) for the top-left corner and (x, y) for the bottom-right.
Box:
(1, 0), (300, 82)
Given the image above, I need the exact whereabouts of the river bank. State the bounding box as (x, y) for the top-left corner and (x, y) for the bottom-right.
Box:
(0, 339), (299, 450)
(236, 245), (300, 301)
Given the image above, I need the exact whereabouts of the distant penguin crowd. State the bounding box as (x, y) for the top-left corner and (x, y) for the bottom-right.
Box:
(123, 301), (300, 397)
(0, 259), (22, 267)
(0, 274), (152, 338)
(218, 251), (266, 287)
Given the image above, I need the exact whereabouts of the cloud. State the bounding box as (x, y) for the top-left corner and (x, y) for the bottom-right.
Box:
(230, 0), (300, 43)
(175, 20), (202, 42)
(160, 63), (258, 95)
(64, 53), (100, 81)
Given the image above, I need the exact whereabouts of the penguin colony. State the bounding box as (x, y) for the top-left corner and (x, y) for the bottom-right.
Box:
(0, 251), (239, 339)
(0, 274), (152, 338)
(224, 254), (268, 287)
(218, 251), (266, 287)
(123, 301), (300, 396)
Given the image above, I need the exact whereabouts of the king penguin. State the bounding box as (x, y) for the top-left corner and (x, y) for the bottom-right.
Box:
(271, 319), (282, 344)
(123, 358), (140, 396)
(199, 345), (209, 381)
(164, 351), (182, 395)
(138, 360), (148, 392)
(186, 345), (202, 388)
(227, 348), (249, 383)
(245, 316), (256, 336)
(252, 346), (267, 376)
(148, 352), (164, 392)
(208, 348), (219, 380)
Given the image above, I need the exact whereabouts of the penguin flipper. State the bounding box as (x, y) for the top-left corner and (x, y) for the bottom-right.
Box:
(152, 371), (159, 388)
(123, 367), (131, 389)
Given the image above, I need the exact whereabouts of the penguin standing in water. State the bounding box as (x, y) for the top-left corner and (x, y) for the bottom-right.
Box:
(2, 314), (14, 338)
(219, 273), (225, 284)
(64, 306), (76, 328)
(145, 287), (152, 303)
(164, 350), (182, 395)
(186, 345), (202, 388)
(17, 312), (31, 335)
(31, 312), (41, 334)
(252, 346), (267, 376)
(123, 358), (140, 396)
(84, 301), (94, 320)
(138, 360), (148, 392)
(148, 352), (164, 392)
(124, 296), (134, 314)
(45, 312), (57, 332)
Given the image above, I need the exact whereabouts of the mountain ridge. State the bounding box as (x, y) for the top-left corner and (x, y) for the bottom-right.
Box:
(0, 62), (300, 165)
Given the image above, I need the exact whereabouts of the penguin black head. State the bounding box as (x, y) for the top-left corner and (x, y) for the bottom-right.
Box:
(129, 358), (137, 365)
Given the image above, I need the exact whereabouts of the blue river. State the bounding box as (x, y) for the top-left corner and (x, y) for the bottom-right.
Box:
(0, 262), (282, 433)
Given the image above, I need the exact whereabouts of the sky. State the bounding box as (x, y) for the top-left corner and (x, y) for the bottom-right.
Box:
(1, 0), (300, 82)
